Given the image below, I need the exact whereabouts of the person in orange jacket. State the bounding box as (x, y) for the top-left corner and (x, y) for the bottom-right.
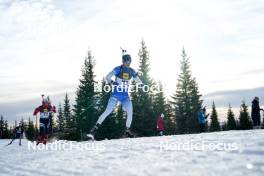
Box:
(33, 96), (56, 145)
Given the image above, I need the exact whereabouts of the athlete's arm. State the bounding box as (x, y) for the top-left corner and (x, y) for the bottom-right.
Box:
(105, 70), (115, 84)
(33, 106), (41, 116)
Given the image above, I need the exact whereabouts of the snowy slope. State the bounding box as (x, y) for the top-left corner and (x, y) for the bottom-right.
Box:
(1, 130), (264, 176)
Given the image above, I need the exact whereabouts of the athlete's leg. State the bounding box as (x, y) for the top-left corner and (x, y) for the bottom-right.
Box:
(43, 119), (49, 144)
(37, 120), (45, 144)
(122, 97), (133, 128)
(96, 97), (118, 125)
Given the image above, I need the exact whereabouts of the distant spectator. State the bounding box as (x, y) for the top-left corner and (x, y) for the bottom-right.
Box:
(156, 113), (165, 136)
(251, 97), (263, 126)
(197, 107), (209, 133)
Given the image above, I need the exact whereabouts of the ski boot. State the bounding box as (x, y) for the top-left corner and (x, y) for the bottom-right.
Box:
(86, 123), (100, 140)
(43, 134), (48, 145)
(36, 135), (42, 145)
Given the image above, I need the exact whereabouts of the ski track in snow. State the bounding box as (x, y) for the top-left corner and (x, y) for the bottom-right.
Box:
(1, 130), (264, 176)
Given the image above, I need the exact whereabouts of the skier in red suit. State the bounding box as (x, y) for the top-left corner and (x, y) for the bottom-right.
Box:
(33, 96), (56, 145)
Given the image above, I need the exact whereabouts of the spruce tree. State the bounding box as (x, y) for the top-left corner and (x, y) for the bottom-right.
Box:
(153, 81), (166, 116)
(3, 120), (9, 138)
(131, 40), (155, 136)
(239, 101), (253, 130)
(73, 49), (97, 140)
(164, 103), (176, 135)
(26, 118), (35, 141)
(9, 125), (13, 138)
(187, 78), (203, 132)
(227, 104), (237, 130)
(57, 103), (64, 132)
(0, 115), (3, 138)
(171, 48), (202, 134)
(221, 122), (228, 131)
(63, 93), (78, 140)
(209, 102), (220, 132)
(64, 93), (71, 129)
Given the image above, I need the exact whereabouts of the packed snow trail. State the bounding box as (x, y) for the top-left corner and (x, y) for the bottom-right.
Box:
(1, 130), (264, 176)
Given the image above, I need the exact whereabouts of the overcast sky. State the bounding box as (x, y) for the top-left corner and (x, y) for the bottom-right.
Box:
(1, 0), (264, 120)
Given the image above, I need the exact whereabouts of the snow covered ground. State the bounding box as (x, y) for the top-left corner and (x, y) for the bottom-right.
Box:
(1, 130), (264, 176)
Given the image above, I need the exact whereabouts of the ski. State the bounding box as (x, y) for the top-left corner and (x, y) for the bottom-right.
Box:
(86, 134), (95, 141)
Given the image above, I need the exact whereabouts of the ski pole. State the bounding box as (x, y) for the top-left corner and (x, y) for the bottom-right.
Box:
(6, 131), (15, 146)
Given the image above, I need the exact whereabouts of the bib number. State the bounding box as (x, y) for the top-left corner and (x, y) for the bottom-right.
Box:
(122, 73), (130, 80)
(40, 110), (50, 119)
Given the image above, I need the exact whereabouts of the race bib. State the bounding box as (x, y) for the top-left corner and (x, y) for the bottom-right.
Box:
(40, 109), (50, 119)
(122, 73), (130, 80)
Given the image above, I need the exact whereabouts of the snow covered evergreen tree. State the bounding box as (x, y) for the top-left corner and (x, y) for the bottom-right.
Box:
(171, 48), (202, 134)
(227, 104), (237, 130)
(209, 102), (220, 132)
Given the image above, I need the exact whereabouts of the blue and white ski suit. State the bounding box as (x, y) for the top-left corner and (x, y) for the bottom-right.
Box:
(96, 65), (142, 128)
